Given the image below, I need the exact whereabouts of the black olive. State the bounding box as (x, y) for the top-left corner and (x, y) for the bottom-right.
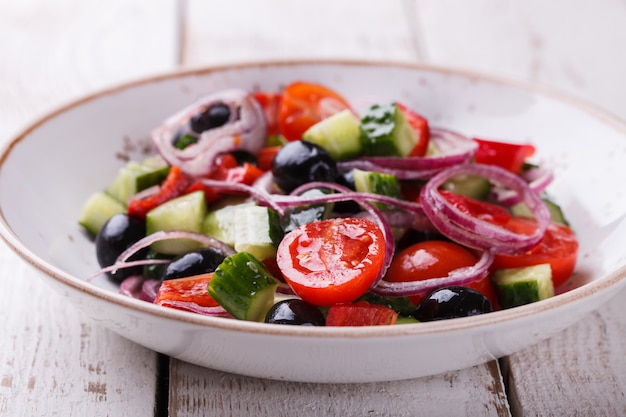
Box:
(413, 286), (493, 322)
(95, 214), (147, 283)
(272, 140), (337, 193)
(265, 299), (326, 326)
(160, 248), (227, 281)
(189, 103), (231, 133)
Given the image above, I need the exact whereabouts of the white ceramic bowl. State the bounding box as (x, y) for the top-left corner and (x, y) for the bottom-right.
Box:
(1, 61), (626, 383)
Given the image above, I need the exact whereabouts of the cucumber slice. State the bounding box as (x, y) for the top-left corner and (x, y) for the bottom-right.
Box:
(359, 102), (418, 157)
(302, 109), (362, 160)
(145, 191), (207, 255)
(510, 198), (569, 226)
(282, 188), (334, 233)
(441, 174), (491, 201)
(79, 192), (126, 236)
(353, 168), (402, 209)
(106, 156), (169, 204)
(203, 201), (255, 246)
(209, 252), (279, 321)
(492, 263), (554, 308)
(233, 205), (283, 260)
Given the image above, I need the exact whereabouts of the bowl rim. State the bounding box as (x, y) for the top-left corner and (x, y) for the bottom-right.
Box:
(1, 58), (626, 338)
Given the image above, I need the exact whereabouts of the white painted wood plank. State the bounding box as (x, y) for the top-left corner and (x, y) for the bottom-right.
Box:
(181, 0), (420, 68)
(504, 285), (626, 415)
(0, 0), (181, 142)
(169, 360), (510, 417)
(0, 1), (179, 415)
(412, 0), (626, 121)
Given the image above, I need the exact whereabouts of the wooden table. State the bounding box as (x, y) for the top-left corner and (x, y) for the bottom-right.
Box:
(2, 1), (626, 415)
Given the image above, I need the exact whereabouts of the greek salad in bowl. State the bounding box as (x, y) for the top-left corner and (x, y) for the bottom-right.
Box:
(79, 80), (578, 327)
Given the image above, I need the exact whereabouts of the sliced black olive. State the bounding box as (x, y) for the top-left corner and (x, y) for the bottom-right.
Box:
(413, 286), (493, 322)
(229, 150), (258, 166)
(189, 103), (231, 133)
(264, 299), (326, 326)
(160, 248), (227, 281)
(272, 140), (337, 193)
(95, 214), (147, 283)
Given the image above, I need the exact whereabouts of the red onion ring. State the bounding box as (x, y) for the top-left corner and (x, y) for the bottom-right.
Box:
(152, 89), (267, 177)
(156, 300), (230, 317)
(420, 163), (551, 254)
(495, 166), (554, 207)
(372, 249), (494, 297)
(338, 128), (476, 179)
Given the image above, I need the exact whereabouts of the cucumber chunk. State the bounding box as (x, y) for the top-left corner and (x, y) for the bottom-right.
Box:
(302, 109), (362, 160)
(282, 188), (334, 233)
(106, 156), (170, 204)
(441, 174), (491, 201)
(145, 191), (207, 255)
(359, 102), (418, 157)
(233, 205), (283, 260)
(352, 168), (402, 209)
(510, 198), (569, 226)
(492, 263), (554, 308)
(79, 192), (126, 236)
(203, 201), (256, 246)
(209, 252), (279, 321)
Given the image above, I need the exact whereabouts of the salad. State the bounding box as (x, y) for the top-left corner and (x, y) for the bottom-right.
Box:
(79, 81), (579, 326)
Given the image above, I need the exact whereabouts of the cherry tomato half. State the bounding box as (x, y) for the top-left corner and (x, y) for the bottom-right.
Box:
(474, 138), (536, 175)
(277, 81), (352, 141)
(396, 103), (430, 157)
(494, 217), (579, 288)
(384, 240), (498, 307)
(276, 217), (385, 306)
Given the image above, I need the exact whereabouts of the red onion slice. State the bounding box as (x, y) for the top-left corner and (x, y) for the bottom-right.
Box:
(151, 89), (267, 177)
(420, 163), (551, 254)
(372, 249), (494, 297)
(156, 300), (230, 317)
(495, 166), (554, 207)
(338, 128), (477, 179)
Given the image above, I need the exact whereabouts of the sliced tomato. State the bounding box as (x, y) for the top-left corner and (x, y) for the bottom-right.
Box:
(277, 81), (352, 141)
(440, 190), (512, 226)
(473, 138), (536, 174)
(127, 165), (191, 220)
(153, 274), (219, 307)
(253, 91), (282, 136)
(384, 240), (498, 307)
(396, 103), (430, 157)
(494, 217), (579, 288)
(326, 301), (398, 326)
(276, 217), (385, 306)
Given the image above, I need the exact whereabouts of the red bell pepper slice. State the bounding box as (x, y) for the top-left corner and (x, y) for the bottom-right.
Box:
(473, 138), (536, 174)
(326, 301), (398, 326)
(397, 103), (430, 157)
(127, 165), (191, 220)
(154, 273), (219, 308)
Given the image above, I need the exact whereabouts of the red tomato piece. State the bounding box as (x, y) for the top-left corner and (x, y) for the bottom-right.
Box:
(277, 81), (352, 141)
(326, 301), (398, 326)
(396, 103), (430, 157)
(384, 240), (498, 307)
(153, 274), (219, 307)
(276, 218), (386, 306)
(440, 190), (512, 226)
(473, 138), (536, 174)
(494, 217), (579, 288)
(256, 146), (282, 171)
(127, 165), (191, 220)
(253, 91), (282, 136)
